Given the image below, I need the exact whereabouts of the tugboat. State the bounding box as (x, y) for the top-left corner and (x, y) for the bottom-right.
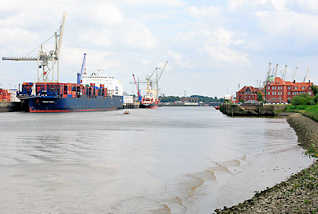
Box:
(2, 15), (123, 112)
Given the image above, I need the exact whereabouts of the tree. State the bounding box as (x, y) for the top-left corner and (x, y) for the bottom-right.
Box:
(291, 94), (315, 105)
(311, 85), (318, 96)
(257, 91), (263, 102)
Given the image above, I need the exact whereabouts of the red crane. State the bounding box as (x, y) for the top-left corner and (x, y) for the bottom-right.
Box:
(132, 74), (142, 102)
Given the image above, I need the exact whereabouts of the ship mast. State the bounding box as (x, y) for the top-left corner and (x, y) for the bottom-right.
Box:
(2, 14), (66, 82)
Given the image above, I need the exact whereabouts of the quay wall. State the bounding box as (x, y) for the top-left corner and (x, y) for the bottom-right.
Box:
(220, 103), (287, 116)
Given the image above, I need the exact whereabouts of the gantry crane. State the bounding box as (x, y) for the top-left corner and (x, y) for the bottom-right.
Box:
(2, 14), (66, 82)
(131, 61), (168, 101)
(77, 53), (87, 84)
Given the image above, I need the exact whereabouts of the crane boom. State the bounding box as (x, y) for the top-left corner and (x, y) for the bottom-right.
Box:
(56, 13), (66, 82)
(56, 13), (66, 59)
(158, 60), (168, 80)
(2, 57), (38, 61)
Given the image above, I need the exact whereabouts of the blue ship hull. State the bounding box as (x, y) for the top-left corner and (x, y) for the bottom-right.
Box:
(21, 95), (123, 112)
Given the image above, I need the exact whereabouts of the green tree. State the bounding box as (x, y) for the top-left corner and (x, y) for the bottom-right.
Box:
(311, 85), (318, 96)
(291, 94), (315, 105)
(257, 91), (263, 102)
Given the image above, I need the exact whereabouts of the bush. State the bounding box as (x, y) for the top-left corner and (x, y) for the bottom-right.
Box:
(285, 105), (310, 112)
(311, 85), (318, 96)
(304, 105), (318, 122)
(291, 94), (315, 106)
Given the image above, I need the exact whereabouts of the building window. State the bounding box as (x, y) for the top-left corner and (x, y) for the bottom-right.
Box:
(268, 92), (270, 95)
(288, 92), (290, 95)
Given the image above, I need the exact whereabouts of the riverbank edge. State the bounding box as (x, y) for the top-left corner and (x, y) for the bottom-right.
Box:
(219, 103), (287, 117)
(214, 113), (318, 214)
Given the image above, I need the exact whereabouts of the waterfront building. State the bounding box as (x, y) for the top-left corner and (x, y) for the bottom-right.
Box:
(265, 77), (313, 103)
(236, 86), (263, 103)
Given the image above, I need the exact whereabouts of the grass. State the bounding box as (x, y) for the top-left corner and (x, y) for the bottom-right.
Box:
(303, 105), (318, 122)
(285, 105), (311, 112)
(285, 104), (318, 122)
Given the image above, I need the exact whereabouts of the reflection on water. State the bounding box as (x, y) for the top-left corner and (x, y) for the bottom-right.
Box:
(0, 107), (314, 214)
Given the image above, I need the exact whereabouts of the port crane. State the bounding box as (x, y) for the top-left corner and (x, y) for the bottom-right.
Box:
(2, 14), (66, 82)
(131, 61), (168, 101)
(132, 73), (142, 102)
(77, 53), (87, 84)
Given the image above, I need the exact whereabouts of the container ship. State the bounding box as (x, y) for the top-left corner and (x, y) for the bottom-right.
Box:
(2, 15), (123, 112)
(17, 81), (122, 112)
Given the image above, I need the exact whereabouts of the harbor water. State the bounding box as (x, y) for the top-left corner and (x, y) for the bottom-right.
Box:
(0, 107), (314, 214)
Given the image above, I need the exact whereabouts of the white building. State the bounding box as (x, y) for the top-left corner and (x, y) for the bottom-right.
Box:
(81, 72), (123, 96)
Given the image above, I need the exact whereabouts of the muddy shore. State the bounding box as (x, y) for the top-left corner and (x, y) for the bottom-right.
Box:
(215, 113), (318, 214)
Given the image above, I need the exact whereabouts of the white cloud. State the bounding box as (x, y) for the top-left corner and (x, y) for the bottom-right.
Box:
(1, 0), (318, 96)
(62, 47), (118, 70)
(167, 50), (192, 69)
(205, 45), (249, 65)
(256, 10), (318, 38)
(227, 0), (285, 11)
(0, 28), (39, 51)
(78, 30), (112, 48)
(120, 20), (157, 50)
(121, 0), (185, 7)
(85, 2), (124, 26)
(188, 5), (221, 18)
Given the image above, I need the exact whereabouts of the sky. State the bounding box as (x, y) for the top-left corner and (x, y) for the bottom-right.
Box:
(1, 0), (318, 97)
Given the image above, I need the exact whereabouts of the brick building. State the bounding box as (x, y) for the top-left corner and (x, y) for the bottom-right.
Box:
(236, 86), (263, 103)
(265, 77), (313, 103)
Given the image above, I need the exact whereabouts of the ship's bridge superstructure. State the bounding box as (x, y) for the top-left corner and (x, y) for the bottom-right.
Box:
(81, 72), (123, 96)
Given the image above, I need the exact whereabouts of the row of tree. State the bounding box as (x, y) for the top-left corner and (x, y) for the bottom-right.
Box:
(159, 95), (224, 103)
(291, 85), (318, 105)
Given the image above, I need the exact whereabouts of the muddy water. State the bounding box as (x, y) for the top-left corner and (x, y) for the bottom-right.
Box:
(0, 107), (314, 213)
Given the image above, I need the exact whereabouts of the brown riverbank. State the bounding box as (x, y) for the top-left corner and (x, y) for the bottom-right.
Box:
(219, 103), (287, 117)
(215, 113), (318, 214)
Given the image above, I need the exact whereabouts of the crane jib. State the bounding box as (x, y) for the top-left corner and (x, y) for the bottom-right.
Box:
(2, 57), (39, 61)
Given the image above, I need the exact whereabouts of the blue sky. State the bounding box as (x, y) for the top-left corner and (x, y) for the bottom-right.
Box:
(1, 0), (318, 97)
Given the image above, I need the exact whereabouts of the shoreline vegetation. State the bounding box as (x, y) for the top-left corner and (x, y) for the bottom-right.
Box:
(215, 112), (318, 213)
